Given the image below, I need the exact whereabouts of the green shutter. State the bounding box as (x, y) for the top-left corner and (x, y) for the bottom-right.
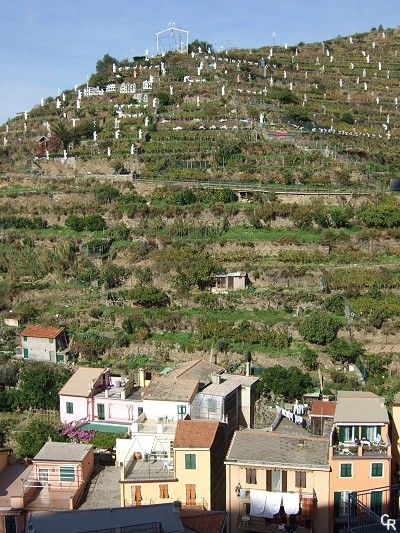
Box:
(354, 426), (359, 439)
(361, 427), (367, 438)
(334, 492), (341, 517)
(282, 470), (287, 492)
(371, 491), (382, 515)
(339, 426), (345, 442)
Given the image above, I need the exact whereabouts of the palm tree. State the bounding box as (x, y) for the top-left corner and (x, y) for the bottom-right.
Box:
(51, 121), (73, 151)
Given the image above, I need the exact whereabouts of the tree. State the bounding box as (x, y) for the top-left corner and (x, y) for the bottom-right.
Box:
(93, 184), (120, 204)
(130, 284), (170, 308)
(16, 419), (63, 458)
(17, 362), (72, 410)
(96, 53), (118, 73)
(298, 311), (342, 345)
(327, 338), (364, 368)
(51, 121), (73, 151)
(257, 365), (313, 401)
(360, 196), (400, 228)
(299, 346), (319, 371)
(100, 263), (126, 289)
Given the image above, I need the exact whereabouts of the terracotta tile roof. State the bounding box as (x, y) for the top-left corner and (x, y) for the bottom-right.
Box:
(20, 325), (65, 339)
(310, 400), (336, 417)
(180, 509), (227, 533)
(173, 420), (220, 449)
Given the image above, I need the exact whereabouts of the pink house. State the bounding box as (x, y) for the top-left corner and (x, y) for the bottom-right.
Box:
(59, 367), (144, 430)
(59, 367), (111, 424)
(0, 442), (94, 533)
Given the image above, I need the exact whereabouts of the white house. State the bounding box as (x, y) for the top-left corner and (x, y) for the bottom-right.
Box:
(19, 325), (69, 363)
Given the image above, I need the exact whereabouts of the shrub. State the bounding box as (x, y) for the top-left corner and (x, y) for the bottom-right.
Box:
(298, 311), (342, 344)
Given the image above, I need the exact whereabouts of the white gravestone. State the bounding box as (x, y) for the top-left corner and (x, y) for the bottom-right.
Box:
(115, 130), (120, 139)
(130, 144), (135, 155)
(222, 86), (225, 96)
(138, 129), (142, 140)
(93, 131), (97, 141)
(107, 147), (111, 157)
(145, 116), (149, 127)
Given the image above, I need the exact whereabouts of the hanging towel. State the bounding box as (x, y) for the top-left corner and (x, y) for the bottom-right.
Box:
(250, 489), (267, 517)
(264, 491), (282, 518)
(282, 492), (300, 515)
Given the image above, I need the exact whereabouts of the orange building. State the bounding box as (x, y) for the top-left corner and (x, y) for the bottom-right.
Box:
(329, 391), (391, 533)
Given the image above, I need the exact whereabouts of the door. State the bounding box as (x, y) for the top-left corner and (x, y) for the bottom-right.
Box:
(370, 491), (382, 516)
(97, 403), (105, 420)
(186, 484), (196, 506)
(23, 348), (29, 359)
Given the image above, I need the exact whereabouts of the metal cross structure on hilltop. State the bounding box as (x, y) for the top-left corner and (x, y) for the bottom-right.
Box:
(156, 21), (189, 54)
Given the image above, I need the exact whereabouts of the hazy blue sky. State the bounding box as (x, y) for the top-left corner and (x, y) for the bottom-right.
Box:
(0, 0), (398, 124)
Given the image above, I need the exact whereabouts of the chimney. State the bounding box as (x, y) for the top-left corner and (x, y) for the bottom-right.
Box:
(173, 500), (181, 514)
(245, 362), (251, 377)
(138, 369), (145, 387)
(212, 373), (222, 385)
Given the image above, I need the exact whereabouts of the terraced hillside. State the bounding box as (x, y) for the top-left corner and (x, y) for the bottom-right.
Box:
(1, 29), (400, 399)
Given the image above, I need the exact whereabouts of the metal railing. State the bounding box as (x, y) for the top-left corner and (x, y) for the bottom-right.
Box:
(346, 484), (400, 532)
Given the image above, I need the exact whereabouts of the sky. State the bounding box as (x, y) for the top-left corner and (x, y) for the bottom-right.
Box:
(0, 0), (398, 125)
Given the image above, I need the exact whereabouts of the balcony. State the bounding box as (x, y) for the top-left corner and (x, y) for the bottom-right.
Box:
(123, 455), (176, 481)
(331, 440), (390, 458)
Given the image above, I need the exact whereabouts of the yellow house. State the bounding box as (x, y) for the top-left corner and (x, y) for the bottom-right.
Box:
(329, 391), (392, 533)
(120, 419), (227, 511)
(225, 429), (330, 533)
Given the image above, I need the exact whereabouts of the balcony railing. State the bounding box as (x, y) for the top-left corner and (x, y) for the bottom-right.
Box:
(345, 484), (400, 532)
(332, 440), (390, 458)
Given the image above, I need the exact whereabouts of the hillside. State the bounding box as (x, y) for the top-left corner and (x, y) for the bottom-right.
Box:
(1, 29), (400, 398)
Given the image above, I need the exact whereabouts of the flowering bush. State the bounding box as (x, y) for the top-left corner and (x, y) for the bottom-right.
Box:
(61, 419), (97, 443)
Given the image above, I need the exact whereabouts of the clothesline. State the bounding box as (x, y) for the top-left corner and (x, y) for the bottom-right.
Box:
(250, 489), (300, 518)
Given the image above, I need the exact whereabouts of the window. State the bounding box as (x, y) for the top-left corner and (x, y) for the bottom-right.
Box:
(131, 485), (142, 506)
(138, 407), (143, 416)
(4, 516), (16, 533)
(271, 470), (287, 491)
(159, 484), (169, 499)
(338, 426), (358, 443)
(177, 405), (186, 420)
(66, 402), (74, 414)
(334, 491), (357, 518)
(295, 471), (307, 488)
(56, 353), (64, 363)
(340, 463), (353, 478)
(49, 338), (54, 343)
(38, 468), (49, 485)
(371, 462), (383, 478)
(246, 468), (257, 484)
(23, 336), (28, 341)
(49, 351), (55, 362)
(60, 465), (76, 482)
(185, 453), (196, 470)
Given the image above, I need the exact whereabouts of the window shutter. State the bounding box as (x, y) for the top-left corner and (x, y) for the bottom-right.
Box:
(334, 492), (341, 517)
(338, 426), (345, 442)
(246, 468), (251, 484)
(266, 469), (272, 491)
(281, 470), (287, 492)
(295, 471), (300, 487)
(361, 426), (367, 439)
(251, 468), (257, 484)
